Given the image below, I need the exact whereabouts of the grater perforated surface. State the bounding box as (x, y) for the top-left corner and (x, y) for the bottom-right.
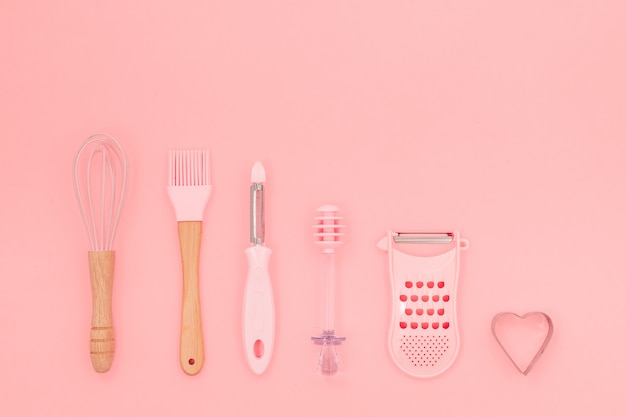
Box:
(400, 334), (449, 367)
(392, 270), (457, 376)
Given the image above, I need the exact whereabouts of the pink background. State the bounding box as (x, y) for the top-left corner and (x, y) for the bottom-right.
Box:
(1, 0), (625, 415)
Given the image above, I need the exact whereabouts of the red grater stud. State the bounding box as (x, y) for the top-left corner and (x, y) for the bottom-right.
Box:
(443, 322), (450, 329)
(410, 322), (418, 329)
(405, 308), (413, 315)
(432, 322), (440, 329)
(437, 281), (445, 288)
(427, 281), (434, 288)
(400, 322), (407, 329)
(400, 294), (407, 302)
(422, 323), (429, 329)
(443, 295), (450, 302)
(427, 308), (434, 316)
(422, 295), (429, 302)
(432, 295), (440, 302)
(438, 309), (445, 316)
(405, 281), (413, 288)
(416, 308), (424, 315)
(416, 281), (424, 288)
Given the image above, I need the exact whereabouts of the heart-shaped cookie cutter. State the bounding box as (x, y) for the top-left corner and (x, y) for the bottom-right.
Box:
(491, 312), (553, 375)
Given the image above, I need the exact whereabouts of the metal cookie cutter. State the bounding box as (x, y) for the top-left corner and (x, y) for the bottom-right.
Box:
(491, 312), (554, 375)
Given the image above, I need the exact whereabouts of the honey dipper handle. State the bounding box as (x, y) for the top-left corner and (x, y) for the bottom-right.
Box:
(178, 221), (205, 375)
(88, 251), (115, 373)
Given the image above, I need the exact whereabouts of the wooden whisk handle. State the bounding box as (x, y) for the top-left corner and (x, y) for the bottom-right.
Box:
(178, 221), (205, 375)
(88, 251), (115, 373)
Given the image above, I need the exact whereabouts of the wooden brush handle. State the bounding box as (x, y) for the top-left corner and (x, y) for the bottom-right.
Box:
(88, 251), (115, 373)
(177, 221), (205, 375)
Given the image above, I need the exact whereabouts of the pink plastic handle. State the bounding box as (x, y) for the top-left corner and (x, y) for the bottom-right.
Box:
(243, 245), (275, 374)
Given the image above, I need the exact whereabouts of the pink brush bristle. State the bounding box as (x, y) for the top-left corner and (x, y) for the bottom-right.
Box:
(168, 149), (211, 187)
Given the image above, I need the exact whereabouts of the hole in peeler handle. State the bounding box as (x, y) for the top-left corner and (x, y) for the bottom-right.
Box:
(253, 339), (265, 358)
(188, 358), (195, 365)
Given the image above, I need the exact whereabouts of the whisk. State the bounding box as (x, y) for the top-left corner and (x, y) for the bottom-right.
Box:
(73, 134), (127, 373)
(311, 205), (346, 376)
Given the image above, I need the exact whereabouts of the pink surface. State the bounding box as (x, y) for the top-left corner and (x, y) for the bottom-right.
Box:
(1, 1), (625, 415)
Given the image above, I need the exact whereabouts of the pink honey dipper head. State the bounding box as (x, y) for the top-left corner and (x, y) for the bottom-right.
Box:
(313, 205), (345, 253)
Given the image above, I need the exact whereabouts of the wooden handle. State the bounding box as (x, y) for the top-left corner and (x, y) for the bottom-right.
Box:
(177, 221), (205, 375)
(88, 251), (115, 373)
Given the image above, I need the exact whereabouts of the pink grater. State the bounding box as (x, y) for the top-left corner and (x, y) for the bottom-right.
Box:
(378, 231), (469, 378)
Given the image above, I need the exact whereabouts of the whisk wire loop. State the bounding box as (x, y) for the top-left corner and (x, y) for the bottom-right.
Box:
(74, 134), (128, 252)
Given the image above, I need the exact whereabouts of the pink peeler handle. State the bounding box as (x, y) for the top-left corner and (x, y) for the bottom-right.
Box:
(243, 244), (275, 374)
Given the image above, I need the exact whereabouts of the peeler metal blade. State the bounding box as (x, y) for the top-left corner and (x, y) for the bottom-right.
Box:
(250, 162), (265, 245)
(393, 232), (454, 244)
